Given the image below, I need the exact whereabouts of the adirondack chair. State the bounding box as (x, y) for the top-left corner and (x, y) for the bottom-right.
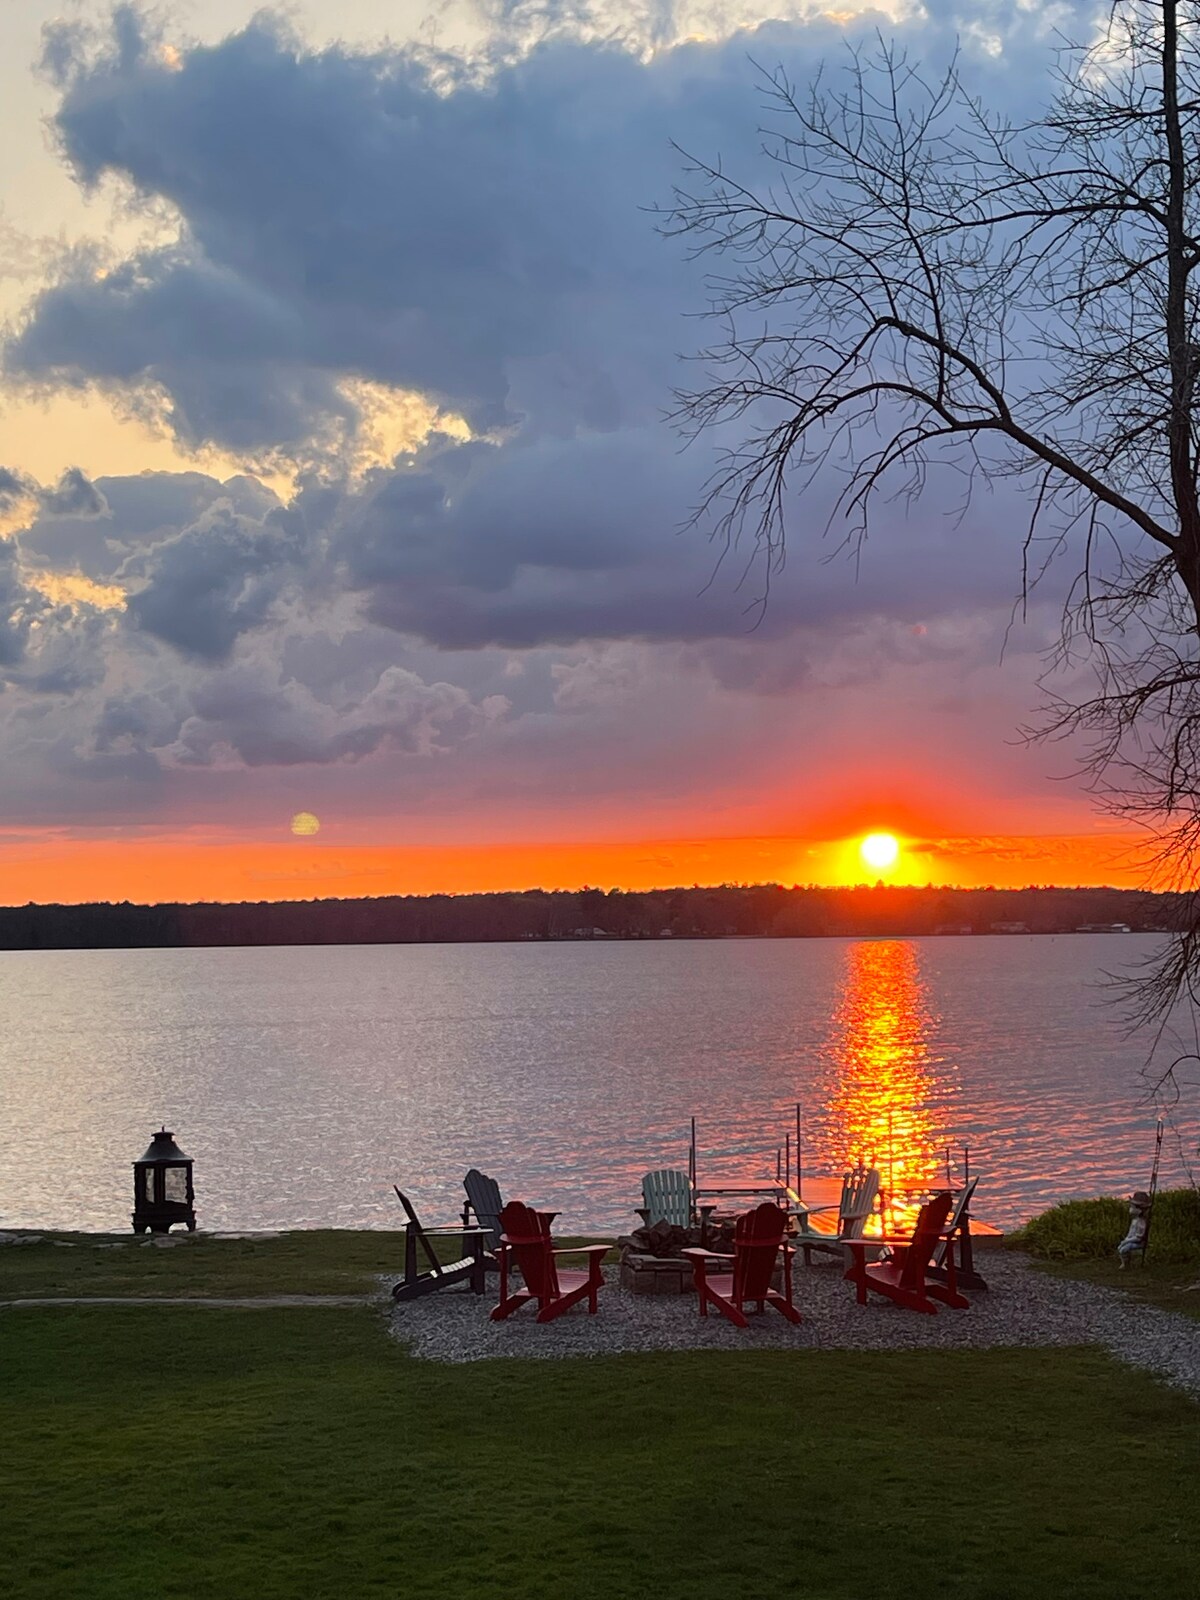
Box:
(793, 1165), (881, 1267)
(637, 1169), (695, 1229)
(843, 1191), (968, 1315)
(928, 1176), (987, 1291)
(391, 1187), (490, 1302)
(461, 1168), (505, 1255)
(682, 1201), (802, 1329)
(491, 1201), (610, 1324)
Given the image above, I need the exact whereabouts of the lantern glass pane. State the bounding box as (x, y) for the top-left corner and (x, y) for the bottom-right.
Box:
(164, 1167), (188, 1203)
(142, 1169), (156, 1202)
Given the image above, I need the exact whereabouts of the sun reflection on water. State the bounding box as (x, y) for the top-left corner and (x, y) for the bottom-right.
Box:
(814, 939), (956, 1228)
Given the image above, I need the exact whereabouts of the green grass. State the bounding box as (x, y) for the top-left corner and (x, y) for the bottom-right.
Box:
(0, 1229), (407, 1298)
(2, 1306), (1198, 1600)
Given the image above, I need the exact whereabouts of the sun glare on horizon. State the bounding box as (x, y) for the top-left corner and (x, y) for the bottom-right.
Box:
(859, 832), (900, 872)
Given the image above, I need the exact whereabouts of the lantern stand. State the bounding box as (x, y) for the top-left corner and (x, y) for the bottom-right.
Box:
(132, 1127), (196, 1234)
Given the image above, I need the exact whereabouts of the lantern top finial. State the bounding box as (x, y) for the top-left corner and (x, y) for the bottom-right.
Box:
(135, 1128), (190, 1165)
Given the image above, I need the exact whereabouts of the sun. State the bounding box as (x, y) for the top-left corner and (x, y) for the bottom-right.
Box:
(290, 811), (321, 837)
(860, 832), (899, 872)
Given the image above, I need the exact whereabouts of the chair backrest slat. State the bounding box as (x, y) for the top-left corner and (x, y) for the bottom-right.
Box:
(898, 1192), (954, 1289)
(732, 1202), (787, 1300)
(641, 1169), (693, 1228)
(463, 1168), (504, 1250)
(499, 1200), (559, 1298)
(838, 1167), (880, 1240)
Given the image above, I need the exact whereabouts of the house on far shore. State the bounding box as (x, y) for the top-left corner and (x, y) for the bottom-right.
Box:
(934, 922), (974, 935)
(1075, 922), (1132, 933)
(990, 920), (1030, 934)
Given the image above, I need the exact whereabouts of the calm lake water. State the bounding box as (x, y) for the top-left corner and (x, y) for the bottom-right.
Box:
(0, 935), (1194, 1235)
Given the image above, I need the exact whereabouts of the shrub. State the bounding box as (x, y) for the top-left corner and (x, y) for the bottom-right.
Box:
(1009, 1188), (1200, 1264)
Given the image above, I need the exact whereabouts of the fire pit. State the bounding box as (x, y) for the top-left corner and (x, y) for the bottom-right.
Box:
(617, 1213), (790, 1295)
(617, 1216), (739, 1296)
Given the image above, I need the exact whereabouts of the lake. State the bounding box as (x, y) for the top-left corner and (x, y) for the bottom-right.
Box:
(0, 935), (1193, 1235)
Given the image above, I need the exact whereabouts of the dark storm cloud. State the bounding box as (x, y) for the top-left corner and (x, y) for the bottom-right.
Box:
(0, 466), (35, 511)
(13, 5), (1078, 449)
(19, 9), (722, 446)
(38, 467), (107, 517)
(119, 501), (305, 661)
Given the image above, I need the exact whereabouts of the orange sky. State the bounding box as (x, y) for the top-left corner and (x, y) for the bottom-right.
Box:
(0, 827), (1157, 907)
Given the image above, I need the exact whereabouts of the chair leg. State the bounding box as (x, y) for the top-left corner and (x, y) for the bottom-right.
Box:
(718, 1297), (750, 1329)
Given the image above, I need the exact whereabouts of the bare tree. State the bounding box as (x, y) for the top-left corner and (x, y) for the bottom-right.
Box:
(664, 2), (1200, 1087)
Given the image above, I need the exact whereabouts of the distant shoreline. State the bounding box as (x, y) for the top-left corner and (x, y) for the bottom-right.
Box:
(0, 882), (1180, 952)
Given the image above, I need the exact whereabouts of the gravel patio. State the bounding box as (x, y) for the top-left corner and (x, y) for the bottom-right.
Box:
(386, 1249), (1200, 1397)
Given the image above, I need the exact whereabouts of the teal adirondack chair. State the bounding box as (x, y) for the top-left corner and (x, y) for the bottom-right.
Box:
(638, 1169), (695, 1229)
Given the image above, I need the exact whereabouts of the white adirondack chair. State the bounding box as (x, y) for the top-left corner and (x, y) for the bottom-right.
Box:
(793, 1166), (881, 1266)
(638, 1169), (695, 1228)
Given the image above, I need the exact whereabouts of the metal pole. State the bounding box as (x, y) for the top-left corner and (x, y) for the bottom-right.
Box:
(690, 1117), (697, 1189)
(796, 1104), (802, 1200)
(784, 1132), (791, 1196)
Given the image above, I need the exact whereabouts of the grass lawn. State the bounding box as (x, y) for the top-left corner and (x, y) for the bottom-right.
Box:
(2, 1304), (1198, 1600)
(0, 1230), (409, 1299)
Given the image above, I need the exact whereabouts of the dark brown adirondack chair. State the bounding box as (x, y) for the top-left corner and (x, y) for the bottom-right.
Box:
(682, 1201), (802, 1329)
(927, 1176), (987, 1291)
(843, 1191), (968, 1315)
(490, 1200), (609, 1324)
(461, 1168), (506, 1257)
(391, 1187), (490, 1302)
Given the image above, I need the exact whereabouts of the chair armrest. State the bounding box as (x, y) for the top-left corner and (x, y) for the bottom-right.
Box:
(681, 1248), (734, 1263)
(842, 1232), (951, 1249)
(416, 1224), (491, 1237)
(551, 1243), (611, 1258)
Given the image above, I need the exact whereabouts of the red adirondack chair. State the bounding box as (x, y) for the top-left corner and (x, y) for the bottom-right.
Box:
(843, 1191), (968, 1315)
(490, 1200), (610, 1324)
(682, 1201), (802, 1328)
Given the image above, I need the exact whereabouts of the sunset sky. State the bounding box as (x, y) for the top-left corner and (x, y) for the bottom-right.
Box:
(0, 0), (1159, 904)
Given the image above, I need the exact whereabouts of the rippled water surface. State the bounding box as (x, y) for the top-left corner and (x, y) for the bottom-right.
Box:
(0, 935), (1194, 1233)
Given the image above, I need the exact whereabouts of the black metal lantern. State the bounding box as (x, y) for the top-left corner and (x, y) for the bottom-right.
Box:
(132, 1127), (196, 1234)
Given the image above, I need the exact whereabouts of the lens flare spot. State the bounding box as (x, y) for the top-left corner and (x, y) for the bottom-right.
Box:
(290, 811), (320, 838)
(860, 832), (899, 871)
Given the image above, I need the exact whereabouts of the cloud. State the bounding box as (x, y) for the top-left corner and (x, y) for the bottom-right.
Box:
(0, 3), (1114, 839)
(0, 466), (35, 513)
(120, 499), (305, 661)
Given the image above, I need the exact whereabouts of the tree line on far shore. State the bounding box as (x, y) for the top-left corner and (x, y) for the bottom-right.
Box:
(0, 883), (1185, 951)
